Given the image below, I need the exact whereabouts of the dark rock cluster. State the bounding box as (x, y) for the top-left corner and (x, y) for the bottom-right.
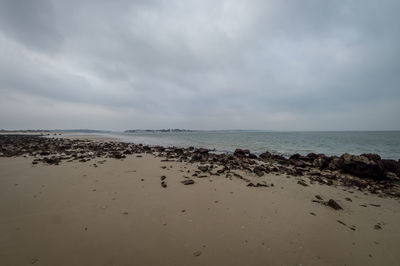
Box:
(1, 135), (399, 197)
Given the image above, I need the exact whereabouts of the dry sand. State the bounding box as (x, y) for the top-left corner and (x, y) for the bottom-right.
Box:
(0, 153), (399, 265)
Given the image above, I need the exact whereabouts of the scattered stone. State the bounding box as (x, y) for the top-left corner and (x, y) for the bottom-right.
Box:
(198, 165), (209, 172)
(315, 195), (323, 200)
(161, 181), (167, 188)
(297, 180), (308, 187)
(1, 135), (399, 198)
(310, 212), (316, 216)
(193, 250), (202, 257)
(253, 166), (265, 177)
(327, 199), (343, 210)
(374, 223), (382, 230)
(161, 175), (166, 181)
(369, 204), (381, 207)
(181, 179), (195, 185)
(247, 183), (268, 187)
(345, 197), (352, 202)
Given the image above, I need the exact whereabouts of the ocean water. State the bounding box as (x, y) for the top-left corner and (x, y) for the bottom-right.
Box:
(104, 131), (400, 160)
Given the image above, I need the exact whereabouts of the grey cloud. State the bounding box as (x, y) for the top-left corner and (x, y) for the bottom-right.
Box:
(0, 0), (399, 130)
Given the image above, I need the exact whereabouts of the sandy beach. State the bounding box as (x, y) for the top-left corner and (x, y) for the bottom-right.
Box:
(0, 135), (399, 266)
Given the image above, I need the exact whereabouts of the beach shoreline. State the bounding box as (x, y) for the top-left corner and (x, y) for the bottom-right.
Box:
(0, 134), (399, 265)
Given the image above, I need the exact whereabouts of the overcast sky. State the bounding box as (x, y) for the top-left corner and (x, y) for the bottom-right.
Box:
(0, 0), (399, 131)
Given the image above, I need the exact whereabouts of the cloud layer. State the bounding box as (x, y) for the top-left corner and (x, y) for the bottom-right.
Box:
(0, 0), (399, 130)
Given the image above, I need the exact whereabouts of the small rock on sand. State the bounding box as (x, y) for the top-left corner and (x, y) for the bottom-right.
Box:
(181, 179), (195, 185)
(193, 251), (202, 257)
(327, 199), (343, 210)
(374, 223), (382, 230)
(297, 180), (308, 187)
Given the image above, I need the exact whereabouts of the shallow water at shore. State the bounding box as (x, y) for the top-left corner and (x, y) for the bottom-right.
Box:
(103, 131), (400, 160)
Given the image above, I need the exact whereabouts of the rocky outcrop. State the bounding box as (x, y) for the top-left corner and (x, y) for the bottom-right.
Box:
(0, 135), (399, 198)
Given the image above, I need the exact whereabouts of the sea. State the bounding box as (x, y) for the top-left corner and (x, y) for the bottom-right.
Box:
(100, 131), (400, 160)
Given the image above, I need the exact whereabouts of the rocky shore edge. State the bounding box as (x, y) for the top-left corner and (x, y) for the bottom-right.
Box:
(1, 134), (399, 198)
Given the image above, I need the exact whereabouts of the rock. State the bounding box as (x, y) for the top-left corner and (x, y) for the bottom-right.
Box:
(193, 251), (202, 257)
(259, 151), (272, 160)
(328, 157), (342, 170)
(327, 199), (343, 210)
(181, 179), (195, 185)
(161, 175), (166, 181)
(297, 180), (308, 187)
(198, 165), (209, 172)
(339, 153), (385, 180)
(369, 204), (381, 207)
(161, 181), (167, 188)
(253, 166), (265, 177)
(381, 159), (400, 175)
(313, 158), (326, 169)
(234, 149), (250, 157)
(374, 223), (382, 230)
(247, 182), (268, 187)
(315, 195), (323, 200)
(248, 153), (258, 159)
(310, 169), (321, 176)
(385, 172), (399, 181)
(196, 148), (209, 154)
(361, 153), (381, 162)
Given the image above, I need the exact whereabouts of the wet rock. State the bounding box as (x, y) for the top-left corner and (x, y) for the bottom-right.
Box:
(361, 153), (381, 162)
(234, 149), (250, 157)
(309, 169), (321, 176)
(259, 151), (272, 160)
(196, 148), (209, 154)
(253, 166), (265, 177)
(385, 172), (399, 181)
(381, 159), (400, 175)
(340, 153), (385, 180)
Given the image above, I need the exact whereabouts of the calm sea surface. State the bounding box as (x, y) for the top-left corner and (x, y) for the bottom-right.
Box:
(103, 131), (400, 160)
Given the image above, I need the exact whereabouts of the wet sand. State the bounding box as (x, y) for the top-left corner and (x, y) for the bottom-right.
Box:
(1, 153), (399, 265)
